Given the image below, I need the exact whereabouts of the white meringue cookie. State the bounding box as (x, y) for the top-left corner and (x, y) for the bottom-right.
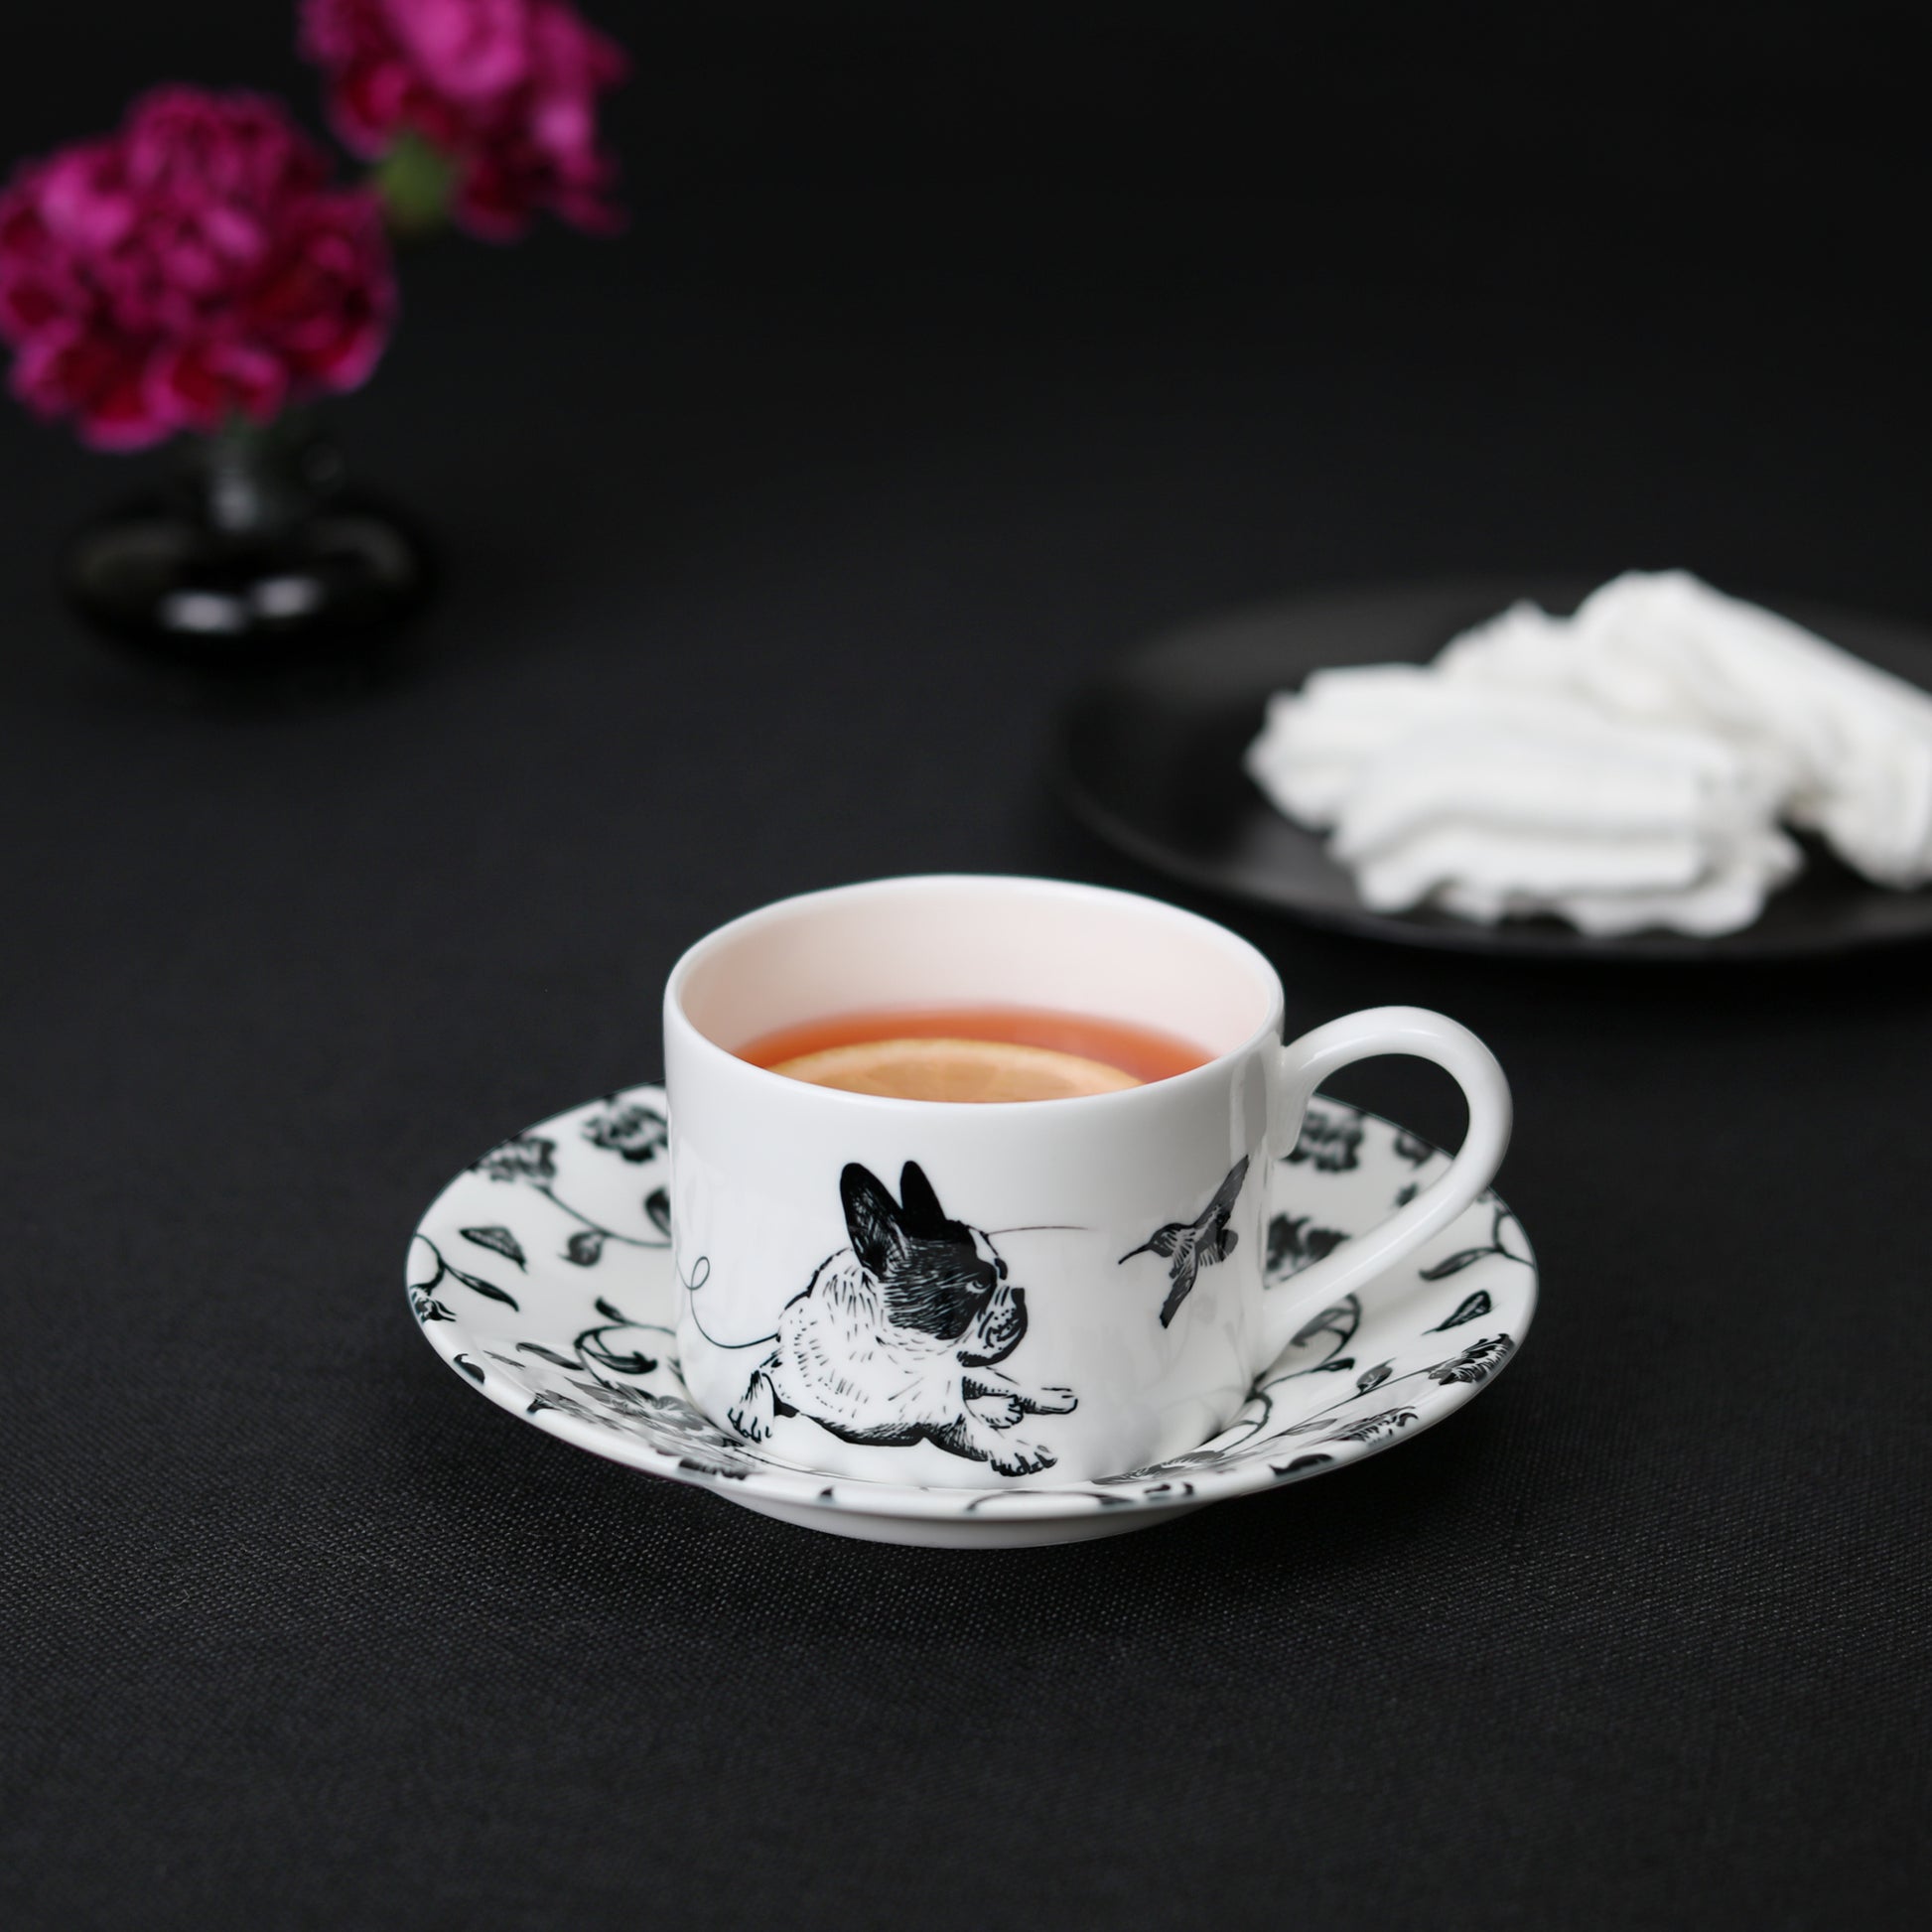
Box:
(1244, 570), (1932, 936)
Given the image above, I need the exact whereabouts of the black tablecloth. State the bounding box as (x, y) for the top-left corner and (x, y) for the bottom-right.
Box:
(7, 8), (1932, 1927)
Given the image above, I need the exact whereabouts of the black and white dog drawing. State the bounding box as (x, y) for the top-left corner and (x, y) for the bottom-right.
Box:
(720, 1162), (1076, 1476)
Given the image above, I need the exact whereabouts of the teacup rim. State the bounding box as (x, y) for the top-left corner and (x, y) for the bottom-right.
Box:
(663, 871), (1287, 1114)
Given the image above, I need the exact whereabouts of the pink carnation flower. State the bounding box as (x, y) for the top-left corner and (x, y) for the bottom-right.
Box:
(0, 87), (394, 451)
(301, 0), (628, 239)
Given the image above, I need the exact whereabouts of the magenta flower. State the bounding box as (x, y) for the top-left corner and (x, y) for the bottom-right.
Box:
(301, 0), (627, 240)
(0, 87), (394, 451)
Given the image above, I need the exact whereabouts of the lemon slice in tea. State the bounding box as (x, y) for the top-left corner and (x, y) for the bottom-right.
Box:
(768, 1036), (1141, 1102)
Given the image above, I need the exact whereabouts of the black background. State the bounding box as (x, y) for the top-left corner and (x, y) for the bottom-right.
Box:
(4, 5), (1930, 1927)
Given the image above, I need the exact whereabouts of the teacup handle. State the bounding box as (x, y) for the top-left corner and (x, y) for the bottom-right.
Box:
(1260, 1006), (1513, 1362)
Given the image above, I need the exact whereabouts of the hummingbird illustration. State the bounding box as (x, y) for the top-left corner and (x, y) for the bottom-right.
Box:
(1118, 1156), (1251, 1327)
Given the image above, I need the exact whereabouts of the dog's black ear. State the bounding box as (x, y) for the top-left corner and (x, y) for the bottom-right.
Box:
(897, 1162), (947, 1233)
(841, 1163), (905, 1274)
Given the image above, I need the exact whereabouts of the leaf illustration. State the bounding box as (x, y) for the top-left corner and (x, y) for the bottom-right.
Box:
(454, 1354), (484, 1384)
(580, 1311), (655, 1375)
(643, 1186), (671, 1237)
(1092, 1448), (1226, 1485)
(1282, 1397), (1418, 1440)
(1265, 1214), (1292, 1271)
(1326, 1406), (1419, 1444)
(1266, 1213), (1349, 1281)
(1291, 1297), (1360, 1354)
(1393, 1128), (1434, 1167)
(1426, 1289), (1493, 1331)
(518, 1342), (581, 1368)
(565, 1230), (605, 1267)
(475, 1135), (556, 1184)
(1393, 1182), (1418, 1207)
(1420, 1246), (1493, 1281)
(676, 1456), (749, 1480)
(1315, 1357), (1356, 1373)
(1492, 1210), (1533, 1267)
(1355, 1360), (1393, 1394)
(445, 1265), (519, 1311)
(583, 1341), (658, 1377)
(566, 1376), (664, 1420)
(460, 1225), (527, 1270)
(1288, 1102), (1364, 1172)
(1428, 1334), (1516, 1386)
(1274, 1453), (1333, 1475)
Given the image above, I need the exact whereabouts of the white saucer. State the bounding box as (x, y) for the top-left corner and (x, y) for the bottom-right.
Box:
(407, 1086), (1538, 1548)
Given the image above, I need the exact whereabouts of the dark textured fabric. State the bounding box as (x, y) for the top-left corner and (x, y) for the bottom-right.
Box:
(5, 7), (1932, 1928)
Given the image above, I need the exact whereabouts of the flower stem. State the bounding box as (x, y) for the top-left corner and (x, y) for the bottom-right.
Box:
(372, 131), (457, 241)
(534, 1183), (660, 1248)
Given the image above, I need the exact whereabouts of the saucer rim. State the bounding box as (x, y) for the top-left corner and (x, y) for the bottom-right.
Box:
(408, 1085), (1538, 1527)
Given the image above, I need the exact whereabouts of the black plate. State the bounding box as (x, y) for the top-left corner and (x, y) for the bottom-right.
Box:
(1056, 577), (1932, 961)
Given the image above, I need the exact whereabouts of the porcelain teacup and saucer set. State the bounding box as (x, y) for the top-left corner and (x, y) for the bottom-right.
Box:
(408, 876), (1537, 1547)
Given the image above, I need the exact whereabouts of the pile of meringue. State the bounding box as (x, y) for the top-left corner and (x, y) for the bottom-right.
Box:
(1244, 571), (1932, 936)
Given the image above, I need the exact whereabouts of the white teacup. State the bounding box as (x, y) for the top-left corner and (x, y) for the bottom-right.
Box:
(664, 875), (1511, 1486)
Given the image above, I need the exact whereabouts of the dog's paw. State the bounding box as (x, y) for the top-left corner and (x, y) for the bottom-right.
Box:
(1026, 1385), (1078, 1415)
(727, 1404), (768, 1444)
(971, 1392), (1027, 1430)
(990, 1439), (1056, 1478)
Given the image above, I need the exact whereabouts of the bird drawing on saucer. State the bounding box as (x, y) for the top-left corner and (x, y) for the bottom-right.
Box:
(1118, 1156), (1251, 1326)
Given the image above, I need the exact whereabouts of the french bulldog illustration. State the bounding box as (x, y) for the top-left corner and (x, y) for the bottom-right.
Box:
(723, 1161), (1076, 1476)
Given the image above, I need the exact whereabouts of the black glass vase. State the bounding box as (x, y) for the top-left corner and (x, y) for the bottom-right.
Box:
(61, 419), (434, 681)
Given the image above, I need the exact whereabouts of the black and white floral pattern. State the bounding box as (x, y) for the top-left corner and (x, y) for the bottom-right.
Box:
(408, 1085), (1537, 1535)
(1266, 1211), (1347, 1280)
(582, 1098), (668, 1164)
(1287, 1098), (1364, 1173)
(465, 1124), (668, 1271)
